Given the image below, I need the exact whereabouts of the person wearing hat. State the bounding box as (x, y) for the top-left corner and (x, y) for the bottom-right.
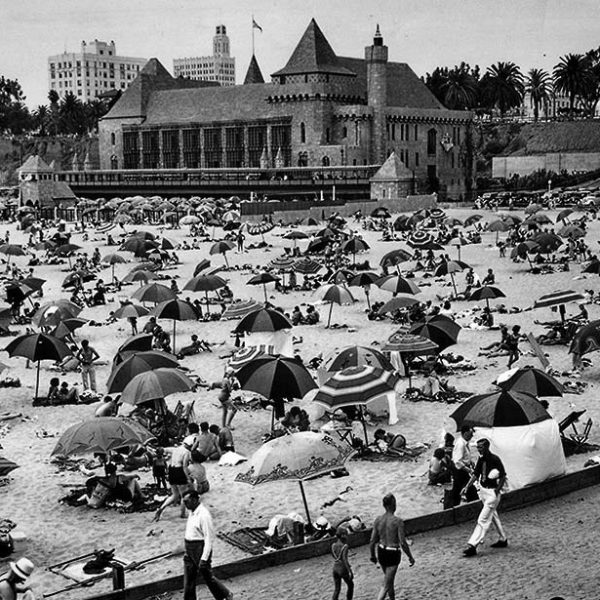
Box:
(0, 557), (35, 599)
(461, 438), (508, 557)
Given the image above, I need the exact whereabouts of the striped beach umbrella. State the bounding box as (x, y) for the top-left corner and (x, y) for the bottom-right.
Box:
(319, 345), (393, 384)
(377, 294), (420, 315)
(293, 257), (322, 275)
(183, 274), (227, 314)
(376, 274), (421, 295)
(569, 319), (600, 358)
(269, 256), (295, 270)
(247, 221), (275, 236)
(132, 282), (177, 304)
(316, 284), (355, 327)
(151, 299), (198, 353)
(236, 308), (292, 333)
(209, 240), (236, 267)
(340, 237), (370, 264)
(221, 299), (263, 320)
(380, 248), (413, 270)
(228, 346), (271, 371)
(409, 315), (461, 351)
(407, 231), (434, 249)
(327, 268), (356, 284)
(496, 366), (563, 397)
(381, 332), (439, 354)
(533, 290), (584, 323)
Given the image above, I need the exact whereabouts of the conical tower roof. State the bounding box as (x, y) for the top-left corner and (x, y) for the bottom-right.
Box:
(244, 54), (265, 84)
(371, 151), (414, 181)
(19, 155), (52, 173)
(272, 19), (355, 77)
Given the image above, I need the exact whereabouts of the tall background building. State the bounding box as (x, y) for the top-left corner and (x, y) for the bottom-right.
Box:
(48, 40), (148, 101)
(173, 25), (236, 86)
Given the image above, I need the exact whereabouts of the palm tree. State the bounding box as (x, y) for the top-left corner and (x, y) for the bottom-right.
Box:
(553, 53), (592, 115)
(33, 105), (49, 135)
(481, 61), (525, 117)
(525, 68), (552, 121)
(442, 63), (480, 110)
(580, 49), (600, 117)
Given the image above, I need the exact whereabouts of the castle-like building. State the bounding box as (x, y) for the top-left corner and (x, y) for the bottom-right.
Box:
(99, 20), (473, 198)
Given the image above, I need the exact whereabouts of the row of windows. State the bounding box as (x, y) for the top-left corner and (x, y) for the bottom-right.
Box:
(50, 62), (140, 71)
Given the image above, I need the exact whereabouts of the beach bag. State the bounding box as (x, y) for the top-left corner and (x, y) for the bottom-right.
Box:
(0, 533), (13, 557)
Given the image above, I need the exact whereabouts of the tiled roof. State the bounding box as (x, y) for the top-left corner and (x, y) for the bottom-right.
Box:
(272, 19), (355, 77)
(371, 151), (414, 181)
(53, 181), (76, 199)
(19, 155), (51, 172)
(244, 55), (265, 84)
(337, 57), (443, 110)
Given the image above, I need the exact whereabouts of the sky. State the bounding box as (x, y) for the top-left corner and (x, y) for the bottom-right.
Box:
(2, 0), (600, 108)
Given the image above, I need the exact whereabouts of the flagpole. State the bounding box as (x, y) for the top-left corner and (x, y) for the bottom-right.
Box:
(252, 15), (255, 55)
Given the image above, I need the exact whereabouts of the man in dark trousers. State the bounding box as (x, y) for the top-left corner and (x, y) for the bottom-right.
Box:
(462, 438), (508, 557)
(451, 426), (478, 506)
(181, 490), (233, 600)
(369, 493), (415, 600)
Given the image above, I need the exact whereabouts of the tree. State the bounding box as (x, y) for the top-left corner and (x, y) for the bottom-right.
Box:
(48, 89), (60, 135)
(553, 53), (592, 115)
(481, 62), (524, 117)
(442, 63), (480, 110)
(0, 76), (32, 134)
(33, 105), (49, 135)
(59, 92), (86, 135)
(579, 48), (600, 117)
(525, 68), (552, 121)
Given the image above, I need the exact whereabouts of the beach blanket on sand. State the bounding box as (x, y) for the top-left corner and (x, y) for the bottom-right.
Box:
(218, 527), (281, 555)
(352, 446), (428, 462)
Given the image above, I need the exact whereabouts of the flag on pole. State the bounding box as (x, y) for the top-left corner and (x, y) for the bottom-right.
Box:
(252, 18), (263, 32)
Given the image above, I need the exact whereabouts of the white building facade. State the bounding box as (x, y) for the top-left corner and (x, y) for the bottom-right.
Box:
(48, 40), (148, 101)
(173, 25), (236, 86)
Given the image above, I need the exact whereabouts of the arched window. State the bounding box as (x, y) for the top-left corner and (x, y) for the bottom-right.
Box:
(326, 128), (330, 144)
(342, 126), (347, 138)
(300, 122), (306, 144)
(110, 132), (116, 145)
(427, 128), (437, 156)
(322, 155), (330, 166)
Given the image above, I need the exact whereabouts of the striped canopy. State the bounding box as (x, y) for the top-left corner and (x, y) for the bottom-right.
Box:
(228, 346), (271, 371)
(221, 299), (263, 320)
(533, 290), (584, 309)
(313, 365), (399, 409)
(382, 332), (439, 354)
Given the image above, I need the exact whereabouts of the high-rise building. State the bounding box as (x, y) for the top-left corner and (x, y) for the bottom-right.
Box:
(173, 25), (236, 86)
(48, 40), (148, 101)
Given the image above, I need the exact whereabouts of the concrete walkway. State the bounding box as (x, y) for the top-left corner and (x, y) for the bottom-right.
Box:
(159, 485), (599, 600)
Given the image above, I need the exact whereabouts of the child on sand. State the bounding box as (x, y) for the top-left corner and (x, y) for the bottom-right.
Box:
(152, 447), (168, 491)
(331, 527), (354, 600)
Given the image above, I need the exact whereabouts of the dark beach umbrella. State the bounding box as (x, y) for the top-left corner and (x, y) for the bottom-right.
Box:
(129, 261), (160, 273)
(236, 308), (292, 333)
(5, 282), (34, 305)
(123, 269), (158, 285)
(0, 457), (19, 477)
(557, 209), (574, 223)
(283, 230), (309, 248)
(221, 299), (263, 320)
(349, 272), (379, 309)
(52, 417), (155, 458)
(18, 277), (46, 292)
(132, 282), (177, 304)
(468, 285), (506, 309)
(106, 352), (180, 394)
(209, 240), (235, 267)
(533, 290), (584, 324)
(5, 333), (71, 400)
(321, 345), (393, 375)
(305, 237), (332, 254)
(0, 244), (27, 266)
(51, 317), (88, 340)
(532, 232), (562, 253)
(117, 333), (154, 355)
(247, 272), (281, 303)
(434, 260), (470, 297)
(101, 253), (128, 280)
(62, 270), (96, 290)
(130, 231), (157, 241)
(409, 314), (461, 351)
(526, 213), (553, 225)
(293, 258), (322, 275)
(376, 274), (421, 295)
(570, 320), (600, 358)
(32, 300), (82, 328)
(223, 221), (241, 232)
(120, 368), (195, 405)
(371, 207), (391, 219)
(582, 259), (600, 276)
(464, 214), (483, 227)
(327, 268), (355, 284)
(450, 389), (550, 429)
(487, 220), (511, 242)
(496, 365), (563, 397)
(377, 294), (420, 314)
(193, 259), (211, 277)
(55, 243), (82, 256)
(235, 355), (317, 420)
(317, 284), (355, 327)
(392, 215), (411, 232)
(183, 274), (227, 314)
(380, 248), (413, 271)
(558, 224), (585, 239)
(120, 237), (159, 257)
(151, 299), (198, 353)
(510, 241), (539, 265)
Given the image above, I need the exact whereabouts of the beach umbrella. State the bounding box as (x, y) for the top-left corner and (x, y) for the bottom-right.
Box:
(448, 236), (468, 260)
(409, 314), (461, 351)
(35, 241), (56, 251)
(132, 283), (177, 304)
(62, 270), (96, 291)
(392, 215), (411, 232)
(0, 244), (27, 266)
(32, 300), (82, 328)
(51, 317), (88, 340)
(55, 243), (82, 257)
(101, 253), (128, 280)
(221, 299), (263, 320)
(51, 417), (156, 458)
(487, 220), (511, 242)
(558, 225), (585, 239)
(532, 290), (584, 323)
(377, 294), (420, 314)
(129, 261), (159, 273)
(464, 214), (483, 227)
(113, 303), (150, 320)
(4, 281), (35, 305)
(582, 259), (600, 276)
(222, 209), (241, 223)
(376, 274), (421, 295)
(151, 299), (198, 353)
(247, 222), (275, 240)
(371, 207), (391, 219)
(327, 268), (355, 284)
(236, 308), (292, 333)
(193, 259), (211, 277)
(380, 248), (413, 271)
(209, 240), (235, 267)
(316, 284), (355, 327)
(5, 333), (71, 400)
(305, 237), (332, 254)
(382, 331), (438, 354)
(526, 213), (553, 225)
(269, 256), (295, 270)
(496, 366), (563, 397)
(569, 320), (600, 358)
(320, 345), (394, 380)
(429, 208), (446, 221)
(180, 215), (201, 226)
(183, 274), (227, 314)
(532, 232), (562, 253)
(340, 237), (370, 264)
(434, 260), (470, 297)
(106, 353), (180, 394)
(314, 366), (399, 442)
(302, 217), (319, 226)
(123, 269), (158, 285)
(247, 272), (281, 303)
(407, 231), (434, 249)
(0, 457), (19, 477)
(130, 231), (157, 241)
(117, 333), (153, 355)
(510, 241), (539, 265)
(120, 368), (195, 405)
(228, 346), (268, 371)
(283, 230), (309, 248)
(524, 203), (543, 215)
(557, 209), (574, 223)
(293, 258), (322, 275)
(444, 217), (464, 228)
(450, 389), (550, 429)
(236, 431), (354, 524)
(468, 285), (506, 309)
(235, 355), (316, 420)
(120, 237), (159, 257)
(349, 272), (379, 309)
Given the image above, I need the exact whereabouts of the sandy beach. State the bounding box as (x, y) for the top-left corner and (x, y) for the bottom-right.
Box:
(0, 206), (599, 598)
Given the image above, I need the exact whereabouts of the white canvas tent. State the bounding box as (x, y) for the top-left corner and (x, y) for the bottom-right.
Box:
(474, 419), (566, 491)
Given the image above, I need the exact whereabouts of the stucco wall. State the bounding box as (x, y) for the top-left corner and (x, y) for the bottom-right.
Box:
(493, 152), (600, 178)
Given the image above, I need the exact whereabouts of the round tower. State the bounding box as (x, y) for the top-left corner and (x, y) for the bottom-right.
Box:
(365, 25), (388, 164)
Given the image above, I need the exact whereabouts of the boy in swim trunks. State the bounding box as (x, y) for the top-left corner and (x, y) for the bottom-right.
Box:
(369, 493), (415, 600)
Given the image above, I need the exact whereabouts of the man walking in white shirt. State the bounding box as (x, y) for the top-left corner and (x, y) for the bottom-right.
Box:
(182, 490), (233, 600)
(451, 426), (478, 507)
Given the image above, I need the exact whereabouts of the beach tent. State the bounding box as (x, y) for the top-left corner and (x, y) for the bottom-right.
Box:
(473, 421), (566, 491)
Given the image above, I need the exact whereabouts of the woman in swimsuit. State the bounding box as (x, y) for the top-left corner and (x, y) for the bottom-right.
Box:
(331, 527), (353, 600)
